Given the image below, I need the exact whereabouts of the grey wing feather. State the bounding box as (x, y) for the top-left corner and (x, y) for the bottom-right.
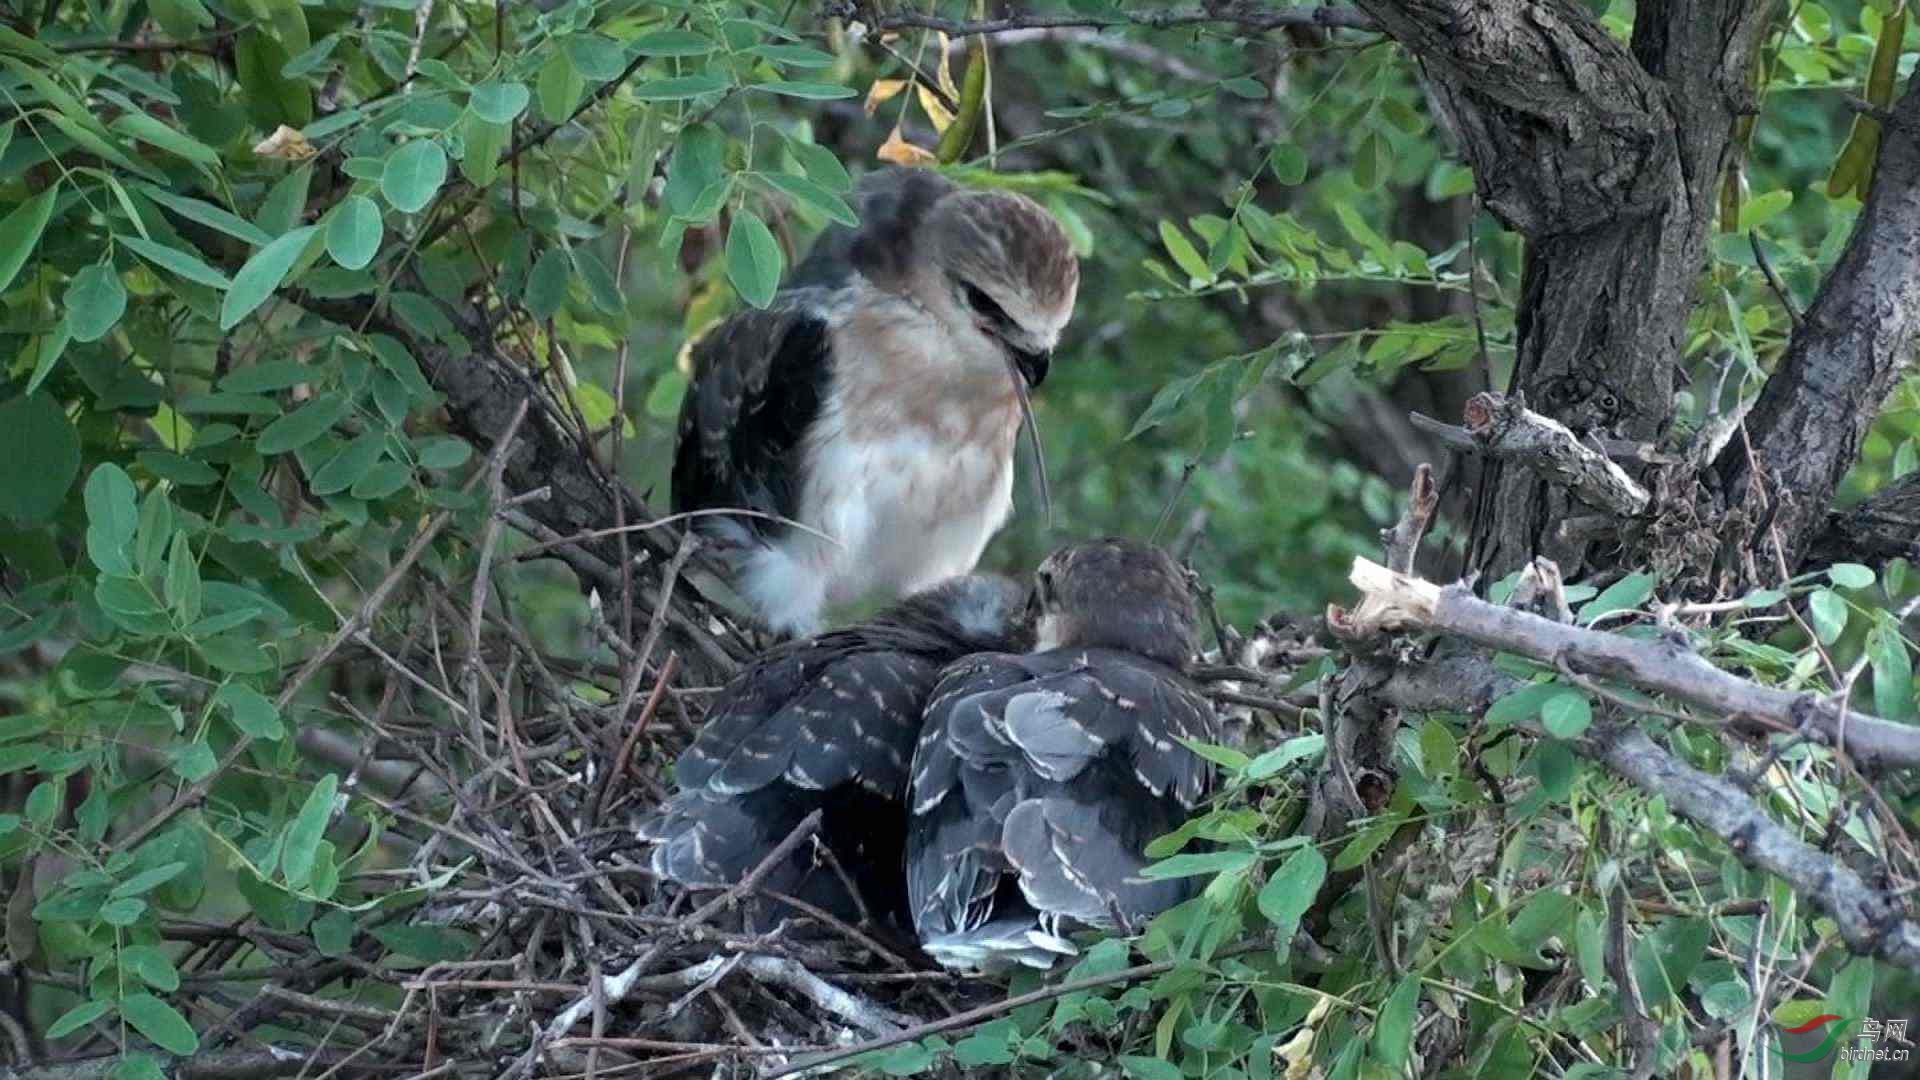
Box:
(905, 648), (1219, 970)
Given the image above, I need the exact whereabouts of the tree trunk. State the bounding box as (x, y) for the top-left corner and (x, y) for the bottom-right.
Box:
(1349, 0), (1775, 583)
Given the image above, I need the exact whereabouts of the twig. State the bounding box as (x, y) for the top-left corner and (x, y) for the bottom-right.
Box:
(768, 939), (1268, 1077)
(1337, 557), (1920, 769)
(847, 3), (1376, 37)
(1749, 230), (1803, 327)
(1442, 393), (1652, 516)
(1383, 463), (1437, 574)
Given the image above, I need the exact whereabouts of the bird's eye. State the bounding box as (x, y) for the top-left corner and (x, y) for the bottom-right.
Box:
(963, 283), (1010, 325)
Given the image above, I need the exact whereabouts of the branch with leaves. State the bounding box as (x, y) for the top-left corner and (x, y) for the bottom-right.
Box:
(1339, 556), (1920, 971)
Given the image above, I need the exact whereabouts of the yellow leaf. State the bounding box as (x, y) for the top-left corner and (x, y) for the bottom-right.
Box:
(935, 31), (959, 99)
(917, 84), (955, 134)
(877, 125), (937, 166)
(864, 78), (908, 116)
(252, 124), (316, 161)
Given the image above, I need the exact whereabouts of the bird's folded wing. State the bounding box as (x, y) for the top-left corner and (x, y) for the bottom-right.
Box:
(671, 304), (832, 534)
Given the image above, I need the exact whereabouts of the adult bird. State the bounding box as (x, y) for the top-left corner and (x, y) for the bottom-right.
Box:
(672, 167), (1079, 635)
(638, 574), (1034, 926)
(905, 538), (1219, 970)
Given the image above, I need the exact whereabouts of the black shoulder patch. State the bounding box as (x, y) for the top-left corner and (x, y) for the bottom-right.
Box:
(671, 307), (832, 536)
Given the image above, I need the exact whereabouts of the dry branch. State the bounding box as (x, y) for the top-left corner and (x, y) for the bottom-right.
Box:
(1339, 557), (1920, 769)
(1413, 393), (1651, 517)
(839, 2), (1375, 37)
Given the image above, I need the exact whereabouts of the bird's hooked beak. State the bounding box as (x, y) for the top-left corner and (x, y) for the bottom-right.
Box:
(1012, 347), (1051, 389)
(1003, 356), (1054, 529)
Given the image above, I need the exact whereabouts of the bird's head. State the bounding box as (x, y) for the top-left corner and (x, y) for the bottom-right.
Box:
(1029, 538), (1197, 668)
(889, 573), (1037, 653)
(918, 189), (1079, 389)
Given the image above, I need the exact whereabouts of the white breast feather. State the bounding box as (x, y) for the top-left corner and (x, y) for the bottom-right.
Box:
(739, 293), (1021, 634)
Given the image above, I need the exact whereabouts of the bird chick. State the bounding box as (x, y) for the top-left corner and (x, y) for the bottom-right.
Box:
(906, 538), (1220, 970)
(638, 574), (1034, 926)
(673, 167), (1079, 635)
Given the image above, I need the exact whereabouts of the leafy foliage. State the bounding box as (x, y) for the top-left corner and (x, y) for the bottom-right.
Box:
(0, 0), (1916, 1075)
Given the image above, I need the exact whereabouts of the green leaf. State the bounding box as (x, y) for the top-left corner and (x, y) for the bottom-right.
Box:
(1244, 734), (1325, 779)
(1353, 131), (1386, 190)
(1140, 850), (1255, 879)
(169, 740), (217, 780)
(256, 393), (350, 455)
(46, 998), (113, 1039)
(65, 264), (128, 342)
(634, 74), (731, 101)
(634, 29), (716, 56)
(311, 432), (386, 495)
(0, 393), (80, 525)
(221, 225), (320, 330)
(1221, 75), (1268, 99)
(1270, 145), (1310, 184)
(1579, 572), (1655, 624)
(136, 185), (272, 247)
(326, 196), (383, 271)
(121, 945), (181, 993)
(121, 993), (199, 1055)
(1372, 974), (1419, 1066)
(371, 924), (477, 961)
(1827, 562), (1875, 589)
(85, 463), (139, 575)
(255, 165), (313, 237)
(313, 909), (356, 956)
(219, 360), (314, 394)
(761, 171), (858, 226)
(1869, 616), (1915, 722)
(112, 110), (219, 167)
(525, 247), (570, 320)
(469, 80), (531, 123)
(1255, 846), (1326, 938)
(459, 113), (510, 187)
(165, 531), (201, 622)
(1119, 1057), (1182, 1080)
(112, 1054), (167, 1080)
(216, 683), (285, 740)
(725, 210), (783, 308)
(537, 50), (585, 121)
(1738, 189), (1793, 232)
(119, 235), (232, 289)
(282, 773), (339, 890)
(752, 80), (856, 99)
(567, 34), (628, 79)
(383, 140), (449, 214)
(0, 184), (60, 297)
(1808, 588), (1848, 644)
(1158, 221), (1213, 284)
(112, 862), (188, 899)
(1540, 690), (1594, 739)
(25, 318), (71, 395)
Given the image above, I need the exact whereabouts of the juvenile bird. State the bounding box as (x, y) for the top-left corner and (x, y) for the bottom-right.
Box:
(639, 574), (1034, 925)
(906, 539), (1219, 970)
(898, 538), (1213, 968)
(672, 167), (1079, 635)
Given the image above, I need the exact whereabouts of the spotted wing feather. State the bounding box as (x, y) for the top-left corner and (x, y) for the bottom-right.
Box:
(906, 648), (1217, 969)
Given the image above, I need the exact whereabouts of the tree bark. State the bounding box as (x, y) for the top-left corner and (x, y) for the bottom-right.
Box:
(1351, 0), (1774, 581)
(1714, 74), (1920, 579)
